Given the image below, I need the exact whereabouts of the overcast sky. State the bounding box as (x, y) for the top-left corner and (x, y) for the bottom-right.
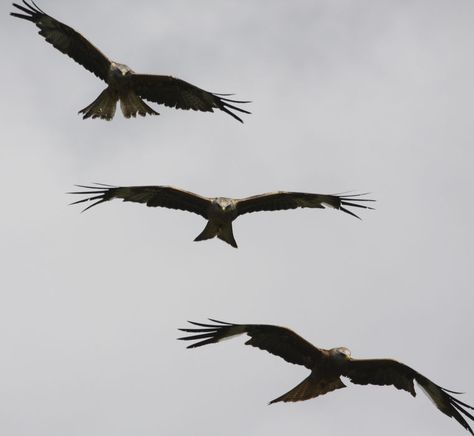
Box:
(1, 1), (473, 435)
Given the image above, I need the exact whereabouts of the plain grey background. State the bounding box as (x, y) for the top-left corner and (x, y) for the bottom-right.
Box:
(1, 1), (473, 435)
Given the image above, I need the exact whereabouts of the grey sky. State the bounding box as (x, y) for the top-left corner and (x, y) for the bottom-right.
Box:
(1, 1), (473, 435)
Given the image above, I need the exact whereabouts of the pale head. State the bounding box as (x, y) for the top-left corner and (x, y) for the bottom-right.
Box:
(110, 62), (134, 77)
(329, 347), (352, 361)
(214, 197), (235, 211)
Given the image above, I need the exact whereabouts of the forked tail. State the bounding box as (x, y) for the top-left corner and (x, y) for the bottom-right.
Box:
(194, 221), (238, 248)
(269, 374), (345, 404)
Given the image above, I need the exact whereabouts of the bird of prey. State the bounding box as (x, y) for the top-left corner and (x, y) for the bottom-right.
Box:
(179, 319), (474, 434)
(70, 184), (374, 248)
(10, 1), (250, 122)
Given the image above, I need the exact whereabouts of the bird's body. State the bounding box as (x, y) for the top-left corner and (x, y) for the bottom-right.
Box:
(70, 184), (374, 248)
(108, 63), (135, 86)
(207, 198), (238, 222)
(179, 320), (474, 434)
(11, 1), (250, 121)
(195, 198), (240, 247)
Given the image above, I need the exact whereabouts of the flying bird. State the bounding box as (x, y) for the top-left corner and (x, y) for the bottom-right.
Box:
(10, 1), (250, 122)
(70, 184), (374, 248)
(179, 319), (474, 434)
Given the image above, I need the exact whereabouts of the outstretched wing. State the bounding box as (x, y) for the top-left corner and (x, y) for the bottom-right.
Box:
(179, 319), (325, 370)
(11, 1), (111, 81)
(235, 192), (375, 219)
(126, 74), (250, 123)
(343, 358), (474, 434)
(69, 184), (211, 218)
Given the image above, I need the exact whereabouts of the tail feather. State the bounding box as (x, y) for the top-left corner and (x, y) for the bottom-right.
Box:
(194, 221), (219, 243)
(217, 223), (238, 248)
(120, 92), (159, 118)
(79, 88), (118, 120)
(194, 221), (238, 248)
(269, 374), (345, 404)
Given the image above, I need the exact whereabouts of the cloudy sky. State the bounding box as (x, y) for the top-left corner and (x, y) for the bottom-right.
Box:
(1, 1), (473, 435)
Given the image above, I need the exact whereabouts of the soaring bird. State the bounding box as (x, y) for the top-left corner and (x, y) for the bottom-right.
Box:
(70, 184), (374, 248)
(179, 319), (474, 434)
(10, 1), (250, 122)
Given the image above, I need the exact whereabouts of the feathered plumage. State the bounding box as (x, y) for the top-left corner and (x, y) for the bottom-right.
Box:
(179, 320), (474, 434)
(70, 184), (374, 248)
(11, 1), (250, 121)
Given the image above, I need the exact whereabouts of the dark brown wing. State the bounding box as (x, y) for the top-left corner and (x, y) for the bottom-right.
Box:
(11, 1), (111, 81)
(235, 192), (375, 219)
(126, 74), (250, 123)
(178, 319), (325, 370)
(69, 184), (211, 218)
(343, 358), (474, 434)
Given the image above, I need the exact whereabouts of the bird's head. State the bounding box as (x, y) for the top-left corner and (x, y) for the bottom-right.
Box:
(330, 347), (352, 362)
(111, 62), (133, 76)
(216, 198), (234, 211)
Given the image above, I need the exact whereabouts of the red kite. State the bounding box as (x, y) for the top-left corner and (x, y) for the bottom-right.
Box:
(179, 319), (474, 434)
(70, 184), (374, 248)
(11, 1), (250, 121)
